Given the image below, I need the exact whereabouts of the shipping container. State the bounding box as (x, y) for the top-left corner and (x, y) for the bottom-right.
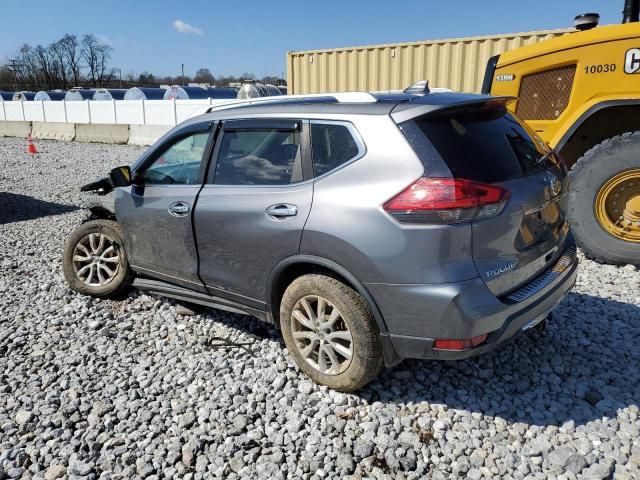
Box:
(286, 28), (572, 94)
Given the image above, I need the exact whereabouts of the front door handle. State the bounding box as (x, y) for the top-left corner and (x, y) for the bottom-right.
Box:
(168, 201), (190, 217)
(266, 204), (298, 219)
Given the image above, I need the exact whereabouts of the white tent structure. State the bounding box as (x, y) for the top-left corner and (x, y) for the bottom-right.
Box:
(12, 91), (36, 101)
(163, 85), (237, 100)
(64, 89), (94, 101)
(34, 91), (66, 101)
(124, 87), (167, 100)
(93, 89), (127, 100)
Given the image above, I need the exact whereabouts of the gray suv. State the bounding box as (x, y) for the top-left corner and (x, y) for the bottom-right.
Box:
(63, 88), (578, 391)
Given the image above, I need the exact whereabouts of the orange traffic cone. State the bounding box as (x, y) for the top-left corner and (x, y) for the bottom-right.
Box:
(27, 133), (38, 155)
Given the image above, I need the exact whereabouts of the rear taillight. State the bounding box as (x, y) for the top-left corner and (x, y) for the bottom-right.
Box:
(383, 178), (509, 224)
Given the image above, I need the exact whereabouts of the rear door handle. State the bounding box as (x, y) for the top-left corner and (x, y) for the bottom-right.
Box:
(168, 201), (190, 217)
(265, 204), (298, 218)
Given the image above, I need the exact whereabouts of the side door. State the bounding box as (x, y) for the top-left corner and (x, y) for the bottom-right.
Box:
(194, 119), (313, 307)
(115, 122), (215, 291)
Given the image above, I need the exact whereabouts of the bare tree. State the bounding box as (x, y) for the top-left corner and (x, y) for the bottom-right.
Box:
(195, 68), (215, 84)
(81, 34), (113, 87)
(34, 44), (67, 89)
(59, 34), (82, 86)
(2, 33), (286, 91)
(0, 66), (14, 89)
(13, 44), (40, 90)
(261, 75), (284, 85)
(49, 40), (69, 88)
(138, 72), (157, 85)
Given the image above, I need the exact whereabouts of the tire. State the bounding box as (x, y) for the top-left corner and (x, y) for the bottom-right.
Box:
(63, 219), (133, 298)
(280, 274), (383, 392)
(568, 132), (640, 265)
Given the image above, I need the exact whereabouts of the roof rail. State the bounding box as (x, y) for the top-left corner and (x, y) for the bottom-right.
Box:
(201, 91), (378, 115)
(329, 92), (379, 103)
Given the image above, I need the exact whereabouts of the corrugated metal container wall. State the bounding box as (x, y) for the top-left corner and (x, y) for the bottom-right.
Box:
(287, 29), (573, 94)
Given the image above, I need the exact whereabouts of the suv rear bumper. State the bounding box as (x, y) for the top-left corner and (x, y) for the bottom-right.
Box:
(372, 237), (578, 366)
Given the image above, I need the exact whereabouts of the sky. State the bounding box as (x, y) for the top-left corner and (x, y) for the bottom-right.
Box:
(0, 0), (625, 79)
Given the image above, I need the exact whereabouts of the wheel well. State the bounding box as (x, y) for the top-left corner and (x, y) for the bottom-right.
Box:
(85, 205), (116, 221)
(268, 262), (359, 328)
(559, 104), (640, 169)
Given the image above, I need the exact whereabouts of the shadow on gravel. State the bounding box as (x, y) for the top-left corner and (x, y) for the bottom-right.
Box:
(0, 192), (78, 224)
(359, 292), (640, 428)
(156, 289), (638, 429)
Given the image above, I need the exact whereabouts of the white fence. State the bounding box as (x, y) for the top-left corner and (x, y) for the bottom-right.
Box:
(0, 99), (237, 126)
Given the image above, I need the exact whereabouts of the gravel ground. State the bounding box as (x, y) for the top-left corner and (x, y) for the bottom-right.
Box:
(1, 136), (639, 480)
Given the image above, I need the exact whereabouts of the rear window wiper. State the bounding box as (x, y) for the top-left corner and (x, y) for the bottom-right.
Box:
(536, 148), (557, 165)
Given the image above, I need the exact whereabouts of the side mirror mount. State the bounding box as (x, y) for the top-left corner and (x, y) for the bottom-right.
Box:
(109, 166), (132, 188)
(80, 177), (112, 195)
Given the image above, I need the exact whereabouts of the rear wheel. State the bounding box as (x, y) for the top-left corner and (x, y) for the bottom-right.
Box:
(280, 274), (383, 392)
(63, 219), (132, 298)
(568, 132), (640, 265)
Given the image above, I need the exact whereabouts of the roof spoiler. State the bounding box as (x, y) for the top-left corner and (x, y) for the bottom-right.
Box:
(390, 95), (517, 124)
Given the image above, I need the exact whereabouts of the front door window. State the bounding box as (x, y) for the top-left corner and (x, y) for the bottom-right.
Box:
(141, 132), (210, 185)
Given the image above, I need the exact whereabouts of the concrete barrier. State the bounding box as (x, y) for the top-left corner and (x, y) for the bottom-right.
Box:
(32, 122), (75, 141)
(128, 125), (173, 146)
(76, 124), (129, 144)
(0, 120), (171, 145)
(0, 121), (31, 138)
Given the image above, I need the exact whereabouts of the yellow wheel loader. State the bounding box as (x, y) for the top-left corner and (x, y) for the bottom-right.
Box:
(483, 0), (640, 265)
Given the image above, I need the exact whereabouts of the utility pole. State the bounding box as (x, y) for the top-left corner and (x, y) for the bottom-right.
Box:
(181, 64), (185, 86)
(5, 59), (24, 91)
(118, 68), (122, 88)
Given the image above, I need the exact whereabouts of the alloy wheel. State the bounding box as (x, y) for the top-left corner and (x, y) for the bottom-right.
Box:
(290, 295), (353, 375)
(72, 233), (120, 286)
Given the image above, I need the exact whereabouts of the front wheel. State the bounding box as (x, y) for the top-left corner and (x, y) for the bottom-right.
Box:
(62, 219), (132, 298)
(280, 274), (383, 392)
(568, 132), (640, 265)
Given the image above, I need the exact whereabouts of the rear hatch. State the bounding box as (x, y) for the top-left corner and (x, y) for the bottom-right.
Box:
(398, 99), (570, 296)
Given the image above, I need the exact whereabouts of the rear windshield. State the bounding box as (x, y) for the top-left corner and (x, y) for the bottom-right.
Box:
(402, 107), (559, 183)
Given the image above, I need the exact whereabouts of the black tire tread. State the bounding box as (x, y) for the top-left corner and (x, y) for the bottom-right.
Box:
(280, 274), (383, 392)
(62, 219), (133, 298)
(568, 131), (640, 265)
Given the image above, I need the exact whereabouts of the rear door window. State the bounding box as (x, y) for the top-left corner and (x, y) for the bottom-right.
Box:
(310, 122), (362, 177)
(403, 107), (558, 183)
(212, 126), (302, 185)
